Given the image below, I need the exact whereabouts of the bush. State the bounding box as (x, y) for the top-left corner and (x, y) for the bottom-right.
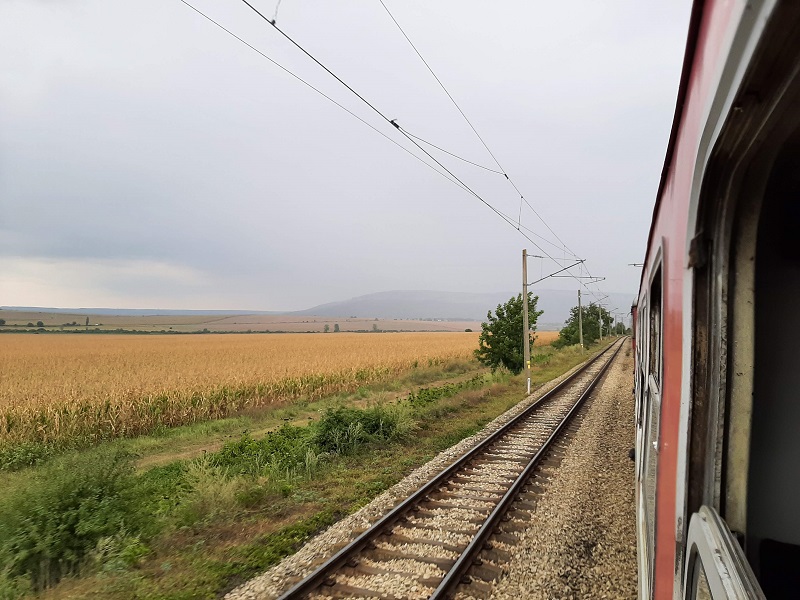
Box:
(314, 405), (412, 453)
(209, 426), (315, 478)
(177, 459), (245, 525)
(204, 405), (415, 498)
(0, 442), (58, 471)
(0, 451), (138, 590)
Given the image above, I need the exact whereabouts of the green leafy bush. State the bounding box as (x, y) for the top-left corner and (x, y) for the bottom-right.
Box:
(531, 351), (553, 366)
(314, 405), (412, 452)
(209, 426), (315, 477)
(0, 441), (58, 472)
(0, 451), (139, 590)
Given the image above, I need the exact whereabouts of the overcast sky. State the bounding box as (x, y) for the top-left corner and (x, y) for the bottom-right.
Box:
(0, 0), (692, 311)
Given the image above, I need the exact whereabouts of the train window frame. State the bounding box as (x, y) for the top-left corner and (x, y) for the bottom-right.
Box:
(683, 506), (764, 600)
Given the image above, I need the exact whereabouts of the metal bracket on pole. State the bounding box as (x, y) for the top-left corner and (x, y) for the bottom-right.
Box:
(527, 259), (584, 287)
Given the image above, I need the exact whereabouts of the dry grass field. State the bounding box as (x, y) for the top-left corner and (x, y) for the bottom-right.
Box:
(0, 332), (480, 447)
(533, 330), (559, 346)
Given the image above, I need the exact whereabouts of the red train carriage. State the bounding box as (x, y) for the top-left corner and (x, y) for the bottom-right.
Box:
(634, 1), (800, 598)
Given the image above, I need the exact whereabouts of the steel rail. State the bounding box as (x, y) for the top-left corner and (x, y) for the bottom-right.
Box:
(277, 339), (623, 600)
(430, 339), (624, 598)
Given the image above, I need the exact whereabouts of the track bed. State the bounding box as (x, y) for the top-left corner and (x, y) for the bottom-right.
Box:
(228, 340), (631, 600)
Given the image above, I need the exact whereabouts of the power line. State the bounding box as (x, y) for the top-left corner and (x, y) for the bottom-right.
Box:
(178, 0), (542, 250)
(493, 207), (582, 258)
(184, 0), (603, 298)
(237, 0), (598, 286)
(177, 0), (475, 194)
(240, 0), (389, 124)
(376, 0), (505, 171)
(236, 0), (579, 263)
(396, 126), (503, 174)
(376, 0), (587, 267)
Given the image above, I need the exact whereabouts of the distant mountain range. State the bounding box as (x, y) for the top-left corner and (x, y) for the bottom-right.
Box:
(4, 289), (635, 329)
(296, 290), (634, 327)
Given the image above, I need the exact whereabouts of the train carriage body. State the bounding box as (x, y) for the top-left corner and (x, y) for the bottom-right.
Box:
(634, 1), (800, 598)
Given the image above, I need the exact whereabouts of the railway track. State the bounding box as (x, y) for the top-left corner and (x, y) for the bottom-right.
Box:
(277, 339), (625, 600)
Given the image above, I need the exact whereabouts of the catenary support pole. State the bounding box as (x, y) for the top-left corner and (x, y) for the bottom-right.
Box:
(599, 305), (603, 341)
(578, 289), (584, 349)
(522, 249), (531, 395)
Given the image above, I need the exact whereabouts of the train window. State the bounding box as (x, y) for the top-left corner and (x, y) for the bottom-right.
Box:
(679, 7), (800, 597)
(687, 128), (800, 600)
(648, 269), (662, 387)
(690, 113), (800, 600)
(689, 559), (712, 600)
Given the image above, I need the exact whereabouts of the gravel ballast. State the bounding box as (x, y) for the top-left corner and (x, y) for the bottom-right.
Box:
(487, 345), (637, 600)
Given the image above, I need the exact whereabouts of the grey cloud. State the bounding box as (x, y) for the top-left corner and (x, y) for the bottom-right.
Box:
(0, 0), (692, 309)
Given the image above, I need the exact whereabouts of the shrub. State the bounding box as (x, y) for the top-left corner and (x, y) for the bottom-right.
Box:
(0, 442), (58, 471)
(205, 404), (415, 497)
(177, 459), (244, 525)
(406, 374), (487, 408)
(0, 451), (138, 590)
(210, 427), (315, 478)
(314, 405), (412, 453)
(90, 529), (148, 573)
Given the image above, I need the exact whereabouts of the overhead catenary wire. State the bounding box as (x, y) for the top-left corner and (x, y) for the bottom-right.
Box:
(493, 207), (584, 258)
(376, 1), (607, 303)
(176, 0), (475, 195)
(177, 0), (549, 259)
(376, 0), (505, 172)
(181, 0), (605, 302)
(395, 126), (503, 174)
(377, 0), (585, 265)
(236, 0), (578, 263)
(237, 0), (605, 298)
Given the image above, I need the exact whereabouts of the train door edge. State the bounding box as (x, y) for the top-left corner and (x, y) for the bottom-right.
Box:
(636, 243), (664, 600)
(680, 2), (800, 598)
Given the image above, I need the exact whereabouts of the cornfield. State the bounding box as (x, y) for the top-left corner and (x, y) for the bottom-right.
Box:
(0, 332), (477, 447)
(533, 331), (559, 346)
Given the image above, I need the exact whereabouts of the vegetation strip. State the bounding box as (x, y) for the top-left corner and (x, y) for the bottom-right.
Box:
(0, 340), (611, 599)
(0, 333), (477, 465)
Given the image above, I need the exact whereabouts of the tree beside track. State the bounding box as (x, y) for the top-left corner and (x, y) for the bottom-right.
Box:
(553, 303), (614, 348)
(475, 292), (543, 374)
